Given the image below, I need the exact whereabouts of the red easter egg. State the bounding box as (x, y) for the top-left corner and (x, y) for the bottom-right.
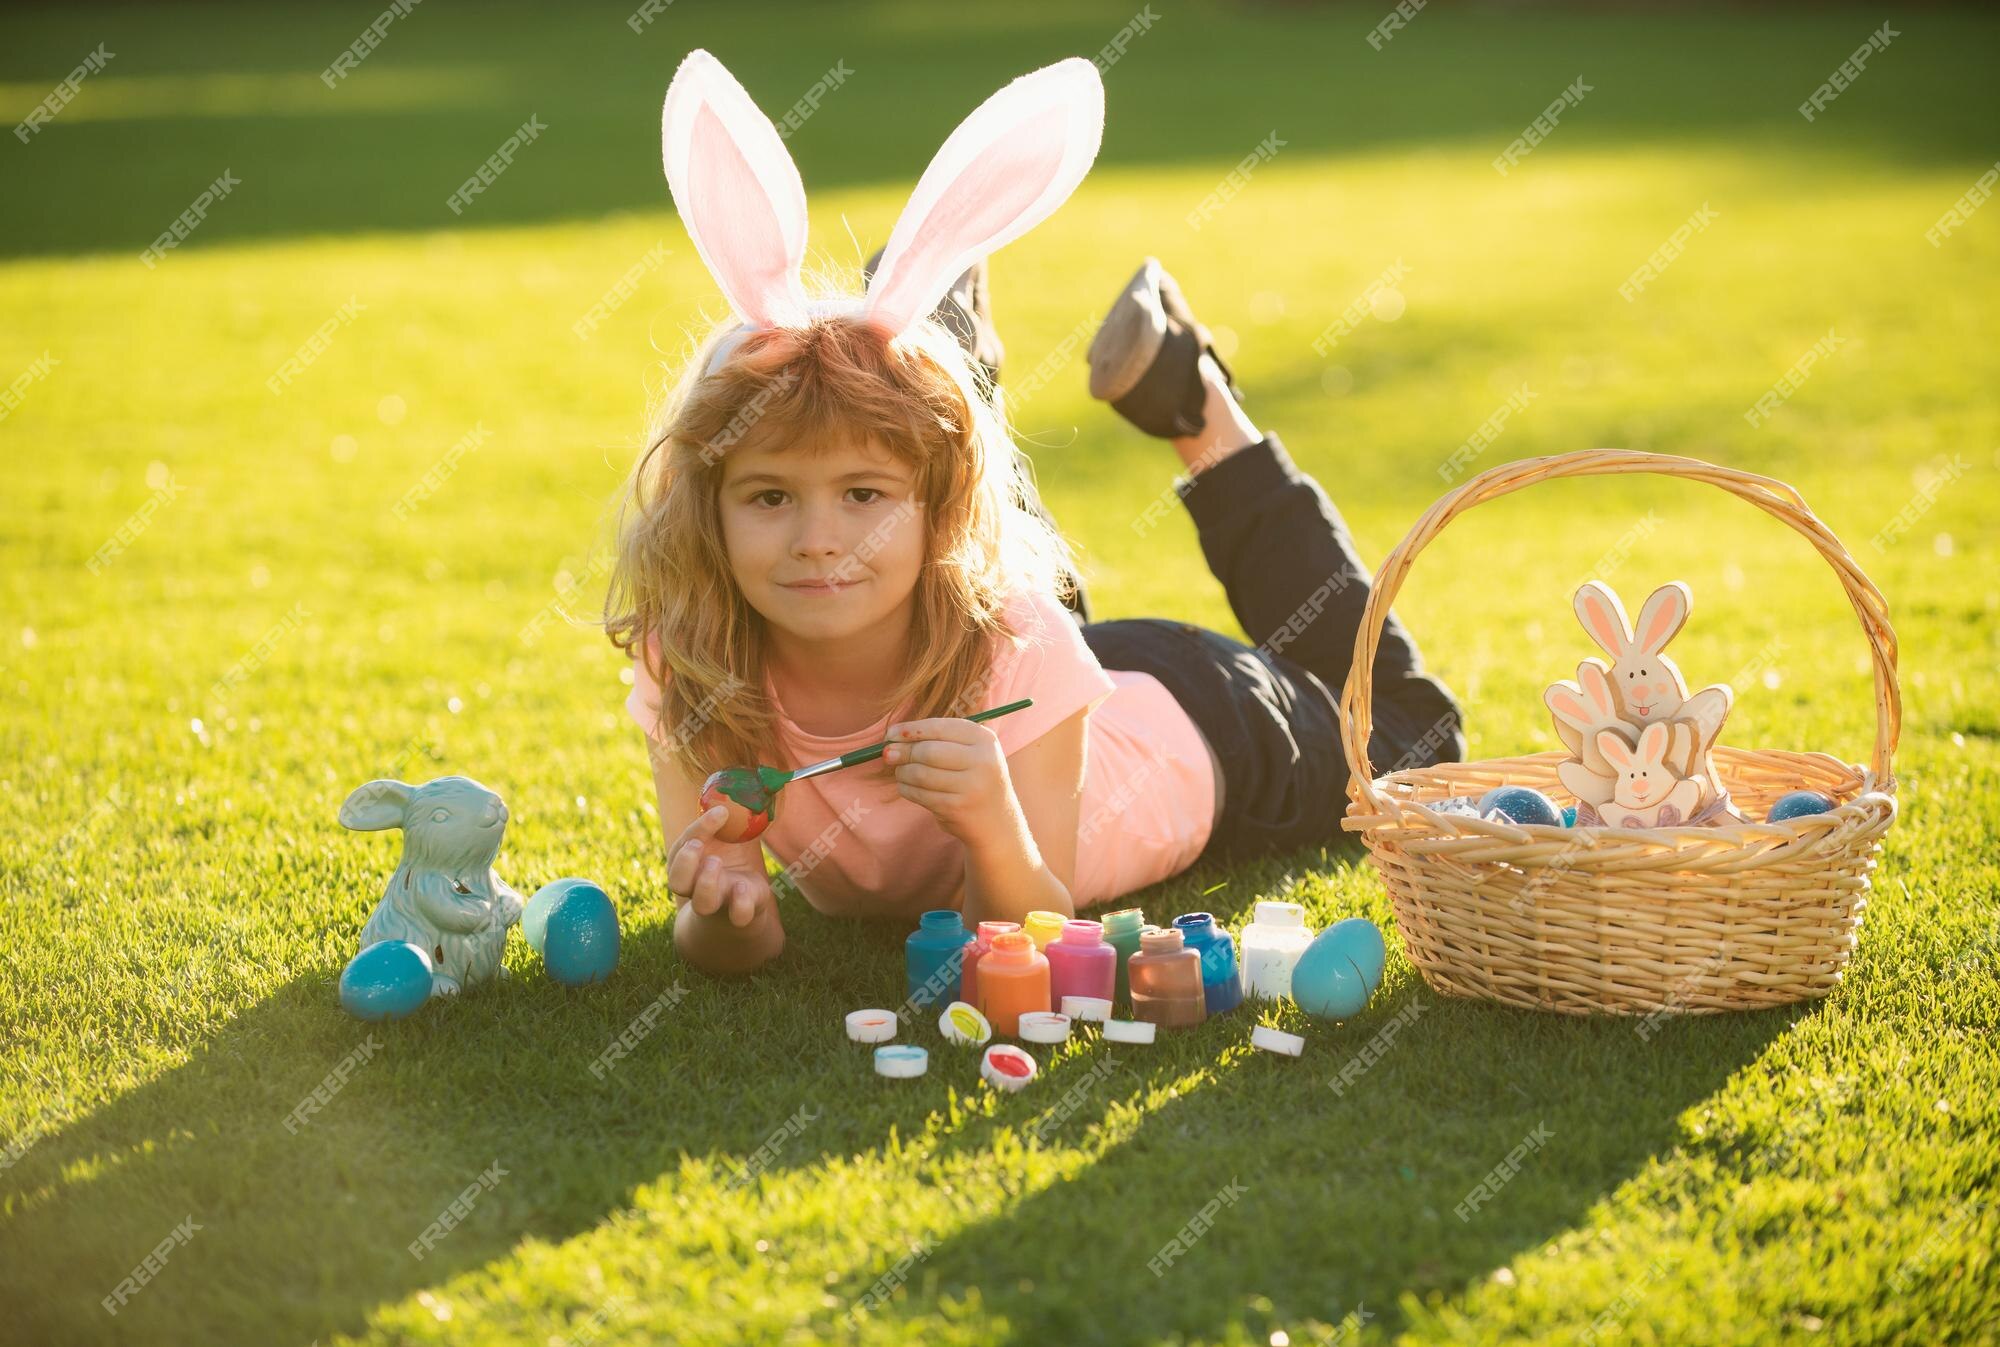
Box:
(700, 768), (774, 843)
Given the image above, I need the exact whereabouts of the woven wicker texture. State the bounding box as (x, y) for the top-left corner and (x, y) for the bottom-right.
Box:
(1339, 450), (1899, 1016)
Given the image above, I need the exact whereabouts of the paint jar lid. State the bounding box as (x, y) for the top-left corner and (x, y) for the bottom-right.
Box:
(1251, 1025), (1304, 1057)
(845, 1008), (898, 1043)
(874, 1045), (929, 1078)
(1253, 900), (1307, 928)
(1060, 995), (1112, 1022)
(1103, 1018), (1157, 1044)
(980, 1043), (1038, 1091)
(938, 1000), (992, 1046)
(1017, 1011), (1071, 1044)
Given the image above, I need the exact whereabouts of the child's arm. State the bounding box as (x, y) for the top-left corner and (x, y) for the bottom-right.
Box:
(646, 736), (785, 976)
(884, 708), (1086, 926)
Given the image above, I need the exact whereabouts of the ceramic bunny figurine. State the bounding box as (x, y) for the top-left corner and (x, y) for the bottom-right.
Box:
(339, 775), (524, 995)
(1572, 580), (1733, 785)
(1596, 723), (1706, 827)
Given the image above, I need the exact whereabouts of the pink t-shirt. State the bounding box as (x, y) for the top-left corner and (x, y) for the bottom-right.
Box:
(627, 590), (1215, 916)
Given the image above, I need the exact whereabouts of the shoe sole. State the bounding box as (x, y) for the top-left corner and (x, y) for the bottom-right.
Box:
(1087, 257), (1169, 403)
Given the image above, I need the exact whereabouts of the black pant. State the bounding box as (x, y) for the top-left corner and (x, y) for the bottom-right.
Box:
(1064, 434), (1464, 863)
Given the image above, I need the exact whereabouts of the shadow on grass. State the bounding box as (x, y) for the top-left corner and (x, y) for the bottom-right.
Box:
(3, 2), (1996, 261)
(835, 984), (1799, 1344)
(0, 904), (892, 1345)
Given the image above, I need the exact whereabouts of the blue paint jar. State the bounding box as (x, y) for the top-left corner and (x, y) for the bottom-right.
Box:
(1171, 911), (1243, 1015)
(906, 909), (974, 1008)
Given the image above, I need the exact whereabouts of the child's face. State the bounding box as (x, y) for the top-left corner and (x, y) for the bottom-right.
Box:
(717, 434), (925, 646)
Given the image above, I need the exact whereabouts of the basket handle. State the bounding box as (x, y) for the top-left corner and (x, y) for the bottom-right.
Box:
(1339, 449), (1902, 814)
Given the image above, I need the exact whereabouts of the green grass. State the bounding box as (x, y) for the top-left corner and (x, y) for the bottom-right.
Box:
(3, 1), (1997, 1342)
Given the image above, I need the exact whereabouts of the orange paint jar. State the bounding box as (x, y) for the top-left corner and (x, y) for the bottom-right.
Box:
(976, 930), (1051, 1037)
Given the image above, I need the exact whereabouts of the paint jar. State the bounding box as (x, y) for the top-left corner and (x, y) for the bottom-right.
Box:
(1046, 919), (1115, 1008)
(959, 920), (1020, 1011)
(1172, 911), (1243, 1015)
(905, 909), (974, 1009)
(977, 930), (1050, 1037)
(1022, 909), (1068, 950)
(1240, 900), (1314, 1001)
(1101, 907), (1146, 1008)
(1127, 926), (1206, 1029)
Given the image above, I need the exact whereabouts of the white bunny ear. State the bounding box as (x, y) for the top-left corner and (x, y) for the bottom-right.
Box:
(863, 57), (1104, 336)
(1637, 720), (1670, 761)
(1574, 582), (1634, 656)
(1596, 729), (1634, 770)
(1545, 682), (1587, 728)
(1633, 583), (1691, 656)
(340, 780), (412, 832)
(662, 50), (810, 328)
(1578, 659), (1615, 713)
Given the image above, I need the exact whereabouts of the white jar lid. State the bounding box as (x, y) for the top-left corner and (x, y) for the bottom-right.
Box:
(1103, 1018), (1157, 1044)
(980, 1043), (1038, 1091)
(937, 1000), (992, 1046)
(1059, 995), (1112, 1022)
(845, 1008), (898, 1043)
(874, 1045), (928, 1078)
(1253, 900), (1308, 928)
(1017, 1011), (1072, 1044)
(1251, 1024), (1304, 1057)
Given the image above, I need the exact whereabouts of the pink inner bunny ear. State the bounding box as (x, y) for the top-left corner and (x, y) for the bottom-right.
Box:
(1638, 721), (1668, 758)
(864, 58), (1104, 336)
(1596, 730), (1632, 768)
(662, 49), (809, 328)
(1635, 583), (1689, 655)
(1575, 583), (1633, 654)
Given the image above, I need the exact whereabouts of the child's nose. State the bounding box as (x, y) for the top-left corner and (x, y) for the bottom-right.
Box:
(790, 510), (847, 558)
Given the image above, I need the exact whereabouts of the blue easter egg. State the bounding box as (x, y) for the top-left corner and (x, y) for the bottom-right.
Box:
(1561, 805), (1579, 828)
(542, 883), (620, 986)
(340, 940), (434, 1021)
(1479, 785), (1563, 827)
(1291, 918), (1387, 1020)
(1768, 790), (1836, 822)
(524, 877), (604, 954)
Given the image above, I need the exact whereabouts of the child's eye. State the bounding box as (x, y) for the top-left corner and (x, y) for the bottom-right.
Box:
(847, 487), (886, 504)
(751, 490), (788, 508)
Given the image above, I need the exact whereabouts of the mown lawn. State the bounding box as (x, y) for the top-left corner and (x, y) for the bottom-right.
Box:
(1, 2), (1995, 1343)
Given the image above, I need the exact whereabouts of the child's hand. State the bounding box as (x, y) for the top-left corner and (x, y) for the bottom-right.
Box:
(668, 805), (776, 928)
(883, 717), (1020, 851)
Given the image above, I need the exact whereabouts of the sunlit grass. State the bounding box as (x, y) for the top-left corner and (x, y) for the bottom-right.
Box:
(2, 2), (1996, 1344)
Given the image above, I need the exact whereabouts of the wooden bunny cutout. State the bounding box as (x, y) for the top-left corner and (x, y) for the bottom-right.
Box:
(1597, 723), (1706, 827)
(1543, 580), (1744, 824)
(1573, 581), (1733, 801)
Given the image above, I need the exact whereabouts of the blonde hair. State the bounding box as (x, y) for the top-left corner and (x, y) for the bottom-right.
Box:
(605, 309), (1076, 780)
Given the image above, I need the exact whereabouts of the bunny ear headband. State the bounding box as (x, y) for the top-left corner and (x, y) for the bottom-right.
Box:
(661, 49), (1104, 364)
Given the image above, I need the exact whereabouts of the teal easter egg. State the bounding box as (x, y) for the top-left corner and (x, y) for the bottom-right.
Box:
(525, 877), (604, 954)
(1768, 790), (1836, 822)
(1291, 918), (1386, 1020)
(340, 941), (433, 1021)
(1479, 785), (1562, 827)
(1561, 805), (1579, 827)
(543, 883), (620, 986)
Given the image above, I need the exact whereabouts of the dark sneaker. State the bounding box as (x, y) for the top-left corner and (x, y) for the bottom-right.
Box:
(863, 248), (1003, 392)
(1087, 257), (1241, 438)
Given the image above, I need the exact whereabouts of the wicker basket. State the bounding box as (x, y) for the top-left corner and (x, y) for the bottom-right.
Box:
(1338, 450), (1900, 1016)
